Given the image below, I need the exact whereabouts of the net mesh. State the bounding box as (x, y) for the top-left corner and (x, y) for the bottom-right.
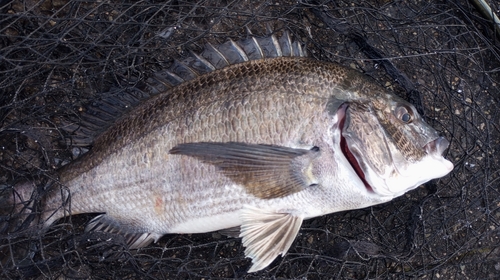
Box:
(1, 0), (499, 278)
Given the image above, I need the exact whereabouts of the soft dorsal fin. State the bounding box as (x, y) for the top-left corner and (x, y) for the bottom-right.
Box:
(61, 86), (151, 147)
(61, 32), (306, 149)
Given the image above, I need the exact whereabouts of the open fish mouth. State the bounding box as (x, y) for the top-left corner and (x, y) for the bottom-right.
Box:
(337, 103), (374, 192)
(424, 136), (450, 156)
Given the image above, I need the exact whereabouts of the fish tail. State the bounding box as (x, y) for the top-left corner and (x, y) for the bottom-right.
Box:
(0, 181), (46, 272)
(0, 180), (38, 234)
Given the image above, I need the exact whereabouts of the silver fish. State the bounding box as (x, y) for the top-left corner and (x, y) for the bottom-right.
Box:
(8, 33), (453, 272)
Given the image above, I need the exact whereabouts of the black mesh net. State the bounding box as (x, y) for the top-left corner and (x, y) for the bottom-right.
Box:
(1, 0), (499, 278)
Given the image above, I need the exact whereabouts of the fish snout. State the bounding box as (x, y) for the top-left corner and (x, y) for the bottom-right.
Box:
(424, 136), (450, 156)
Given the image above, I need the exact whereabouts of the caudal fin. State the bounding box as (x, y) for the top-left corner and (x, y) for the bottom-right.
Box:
(0, 181), (38, 234)
(0, 180), (43, 273)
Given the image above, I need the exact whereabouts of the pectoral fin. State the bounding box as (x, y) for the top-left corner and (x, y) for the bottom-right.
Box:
(169, 142), (319, 199)
(326, 95), (348, 116)
(239, 206), (303, 273)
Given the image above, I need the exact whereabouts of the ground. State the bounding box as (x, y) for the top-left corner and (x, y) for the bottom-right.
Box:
(0, 0), (499, 279)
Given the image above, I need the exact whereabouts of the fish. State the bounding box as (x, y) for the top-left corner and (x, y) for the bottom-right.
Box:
(4, 32), (454, 272)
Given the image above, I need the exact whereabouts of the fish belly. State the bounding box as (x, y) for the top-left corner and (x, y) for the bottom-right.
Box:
(169, 211), (241, 234)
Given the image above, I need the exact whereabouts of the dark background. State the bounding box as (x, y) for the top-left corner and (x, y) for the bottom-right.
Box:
(1, 0), (499, 278)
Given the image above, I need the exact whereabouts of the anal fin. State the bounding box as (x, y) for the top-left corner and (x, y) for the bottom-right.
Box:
(219, 226), (241, 238)
(86, 214), (161, 249)
(240, 206), (303, 273)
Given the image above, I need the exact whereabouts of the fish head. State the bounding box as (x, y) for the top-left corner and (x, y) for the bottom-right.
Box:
(339, 95), (454, 198)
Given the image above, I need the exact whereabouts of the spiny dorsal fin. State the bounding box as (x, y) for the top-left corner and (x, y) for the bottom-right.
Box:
(147, 31), (306, 93)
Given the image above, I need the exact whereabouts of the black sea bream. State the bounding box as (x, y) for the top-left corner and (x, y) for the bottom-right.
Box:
(8, 33), (454, 272)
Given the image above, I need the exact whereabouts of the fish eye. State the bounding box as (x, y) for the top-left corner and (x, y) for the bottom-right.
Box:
(396, 105), (413, 123)
(401, 112), (411, 122)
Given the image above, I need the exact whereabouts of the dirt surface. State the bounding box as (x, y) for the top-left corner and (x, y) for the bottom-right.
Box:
(1, 0), (499, 279)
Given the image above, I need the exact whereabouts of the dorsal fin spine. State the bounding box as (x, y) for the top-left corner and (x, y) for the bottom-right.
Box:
(245, 37), (264, 59)
(279, 31), (293, 56)
(229, 39), (249, 62)
(171, 59), (199, 80)
(189, 51), (216, 73)
(203, 42), (230, 68)
(271, 34), (283, 57)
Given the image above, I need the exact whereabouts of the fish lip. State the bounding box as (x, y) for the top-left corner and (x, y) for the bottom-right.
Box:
(424, 136), (450, 156)
(338, 103), (374, 192)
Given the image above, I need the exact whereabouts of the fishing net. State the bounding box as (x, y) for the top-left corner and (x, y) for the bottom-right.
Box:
(1, 0), (499, 278)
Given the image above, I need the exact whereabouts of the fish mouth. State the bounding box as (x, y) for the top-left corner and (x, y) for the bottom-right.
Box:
(337, 103), (374, 192)
(423, 136), (454, 173)
(424, 136), (449, 156)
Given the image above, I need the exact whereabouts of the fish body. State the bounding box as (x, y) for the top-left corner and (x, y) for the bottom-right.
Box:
(15, 34), (453, 272)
